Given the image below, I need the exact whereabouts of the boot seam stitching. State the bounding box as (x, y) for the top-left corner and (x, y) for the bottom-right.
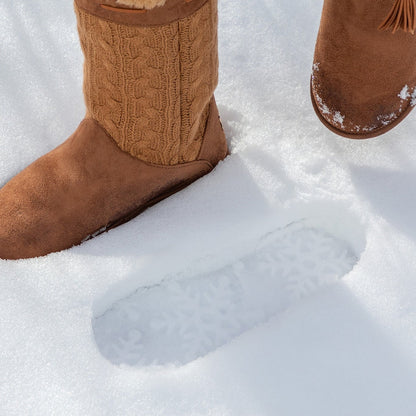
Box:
(84, 117), (214, 170)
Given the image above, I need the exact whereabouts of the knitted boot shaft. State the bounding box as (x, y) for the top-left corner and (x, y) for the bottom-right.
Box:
(75, 0), (218, 165)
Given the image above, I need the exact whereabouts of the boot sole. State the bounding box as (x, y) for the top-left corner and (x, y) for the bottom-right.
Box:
(310, 77), (415, 140)
(82, 175), (206, 244)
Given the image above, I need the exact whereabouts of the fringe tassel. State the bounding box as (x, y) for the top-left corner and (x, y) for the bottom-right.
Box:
(379, 0), (416, 34)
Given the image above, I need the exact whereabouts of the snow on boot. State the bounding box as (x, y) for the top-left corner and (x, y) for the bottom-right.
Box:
(0, 0), (228, 260)
(311, 0), (416, 139)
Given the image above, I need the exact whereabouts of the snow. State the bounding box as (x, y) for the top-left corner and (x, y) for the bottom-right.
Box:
(94, 224), (357, 366)
(1, 0), (416, 415)
(399, 85), (410, 100)
(332, 111), (345, 127)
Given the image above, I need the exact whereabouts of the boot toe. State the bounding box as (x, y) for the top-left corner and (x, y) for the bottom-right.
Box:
(311, 0), (416, 139)
(311, 67), (416, 139)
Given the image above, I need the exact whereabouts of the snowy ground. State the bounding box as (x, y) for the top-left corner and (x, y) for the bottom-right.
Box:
(1, 0), (416, 415)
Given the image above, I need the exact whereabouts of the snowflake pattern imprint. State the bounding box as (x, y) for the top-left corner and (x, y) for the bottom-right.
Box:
(93, 222), (358, 367)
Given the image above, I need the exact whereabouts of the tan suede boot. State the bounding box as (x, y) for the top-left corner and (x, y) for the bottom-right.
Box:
(311, 0), (416, 139)
(0, 0), (228, 260)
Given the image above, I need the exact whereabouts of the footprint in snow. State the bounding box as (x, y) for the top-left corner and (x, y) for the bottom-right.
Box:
(92, 220), (359, 367)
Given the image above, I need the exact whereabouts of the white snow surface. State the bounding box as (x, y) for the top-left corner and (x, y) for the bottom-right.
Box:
(2, 0), (416, 415)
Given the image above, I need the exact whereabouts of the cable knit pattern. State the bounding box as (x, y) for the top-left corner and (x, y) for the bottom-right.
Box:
(75, 0), (217, 165)
(179, 0), (218, 162)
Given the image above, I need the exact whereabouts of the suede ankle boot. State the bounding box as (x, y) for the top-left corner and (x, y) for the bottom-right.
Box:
(0, 0), (228, 260)
(311, 0), (416, 139)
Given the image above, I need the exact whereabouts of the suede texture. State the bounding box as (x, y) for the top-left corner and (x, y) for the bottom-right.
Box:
(311, 0), (416, 139)
(0, 99), (227, 260)
(198, 97), (228, 163)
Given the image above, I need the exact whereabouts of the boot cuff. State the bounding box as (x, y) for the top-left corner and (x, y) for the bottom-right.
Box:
(116, 0), (167, 9)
